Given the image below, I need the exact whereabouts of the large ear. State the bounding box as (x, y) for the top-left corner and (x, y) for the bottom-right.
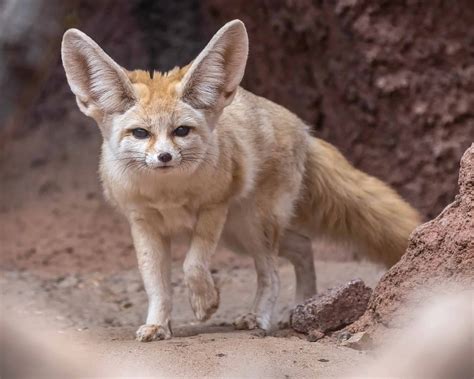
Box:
(61, 29), (136, 119)
(178, 20), (248, 111)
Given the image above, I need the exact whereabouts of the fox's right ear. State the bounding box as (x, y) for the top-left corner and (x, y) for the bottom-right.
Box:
(61, 29), (136, 121)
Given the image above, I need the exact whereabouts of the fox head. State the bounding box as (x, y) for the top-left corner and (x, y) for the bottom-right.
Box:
(62, 20), (248, 175)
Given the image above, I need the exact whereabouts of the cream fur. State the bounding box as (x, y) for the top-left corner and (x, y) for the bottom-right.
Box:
(61, 20), (421, 341)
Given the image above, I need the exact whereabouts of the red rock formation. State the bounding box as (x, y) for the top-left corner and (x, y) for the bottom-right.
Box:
(352, 144), (473, 331)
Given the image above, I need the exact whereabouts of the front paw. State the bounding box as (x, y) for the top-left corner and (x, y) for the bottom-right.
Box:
(233, 313), (271, 331)
(135, 324), (171, 342)
(185, 266), (219, 321)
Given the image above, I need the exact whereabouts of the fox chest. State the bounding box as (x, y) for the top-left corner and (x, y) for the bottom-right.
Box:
(149, 201), (197, 237)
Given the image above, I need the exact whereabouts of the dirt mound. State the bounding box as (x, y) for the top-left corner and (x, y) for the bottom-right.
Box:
(203, 0), (474, 218)
(351, 144), (474, 331)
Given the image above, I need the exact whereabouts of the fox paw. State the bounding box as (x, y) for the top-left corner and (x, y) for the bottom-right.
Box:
(233, 313), (270, 331)
(185, 266), (220, 321)
(234, 313), (258, 330)
(135, 324), (171, 342)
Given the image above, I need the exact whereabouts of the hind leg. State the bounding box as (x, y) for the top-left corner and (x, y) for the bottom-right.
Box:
(280, 231), (316, 304)
(234, 252), (280, 331)
(233, 232), (315, 331)
(229, 181), (303, 332)
(231, 217), (282, 332)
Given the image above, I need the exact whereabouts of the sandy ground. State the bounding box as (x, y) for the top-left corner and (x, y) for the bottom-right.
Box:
(1, 260), (383, 378)
(0, 101), (386, 377)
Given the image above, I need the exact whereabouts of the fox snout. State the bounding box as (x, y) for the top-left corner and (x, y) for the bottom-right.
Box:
(145, 151), (178, 169)
(142, 136), (180, 169)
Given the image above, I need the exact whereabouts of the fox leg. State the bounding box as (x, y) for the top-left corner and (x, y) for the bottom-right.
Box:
(254, 253), (280, 329)
(234, 252), (280, 331)
(234, 232), (315, 332)
(183, 204), (228, 322)
(233, 218), (282, 332)
(129, 212), (172, 342)
(279, 231), (316, 303)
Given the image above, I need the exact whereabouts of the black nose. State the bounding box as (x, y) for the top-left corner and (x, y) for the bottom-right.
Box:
(158, 152), (172, 163)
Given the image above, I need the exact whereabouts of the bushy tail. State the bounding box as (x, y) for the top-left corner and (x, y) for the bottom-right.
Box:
(295, 138), (421, 267)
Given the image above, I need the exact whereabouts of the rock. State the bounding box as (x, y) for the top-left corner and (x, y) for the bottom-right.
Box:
(307, 329), (325, 342)
(56, 275), (79, 289)
(341, 331), (373, 350)
(291, 279), (372, 334)
(121, 301), (133, 309)
(351, 144), (474, 332)
(334, 330), (353, 342)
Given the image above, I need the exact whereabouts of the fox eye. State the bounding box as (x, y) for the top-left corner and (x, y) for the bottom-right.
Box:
(131, 128), (150, 139)
(173, 126), (191, 137)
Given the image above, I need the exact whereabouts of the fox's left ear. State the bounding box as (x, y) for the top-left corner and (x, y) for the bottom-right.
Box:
(179, 20), (248, 111)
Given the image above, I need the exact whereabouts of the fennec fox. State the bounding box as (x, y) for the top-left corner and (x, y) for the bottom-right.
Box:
(62, 20), (420, 341)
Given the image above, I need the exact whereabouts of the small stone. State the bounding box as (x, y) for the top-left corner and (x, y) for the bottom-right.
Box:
(277, 320), (290, 329)
(341, 331), (373, 350)
(291, 279), (372, 334)
(250, 329), (266, 338)
(334, 330), (352, 342)
(57, 275), (79, 288)
(307, 329), (325, 342)
(216, 353), (226, 357)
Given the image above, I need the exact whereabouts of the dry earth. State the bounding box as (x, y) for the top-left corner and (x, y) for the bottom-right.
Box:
(1, 261), (383, 378)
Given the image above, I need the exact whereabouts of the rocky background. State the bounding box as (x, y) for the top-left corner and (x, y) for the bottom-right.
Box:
(2, 0), (473, 218)
(203, 0), (474, 218)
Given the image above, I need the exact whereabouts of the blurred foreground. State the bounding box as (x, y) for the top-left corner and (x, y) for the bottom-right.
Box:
(2, 277), (472, 378)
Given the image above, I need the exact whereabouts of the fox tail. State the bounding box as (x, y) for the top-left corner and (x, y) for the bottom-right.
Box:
(296, 138), (421, 267)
